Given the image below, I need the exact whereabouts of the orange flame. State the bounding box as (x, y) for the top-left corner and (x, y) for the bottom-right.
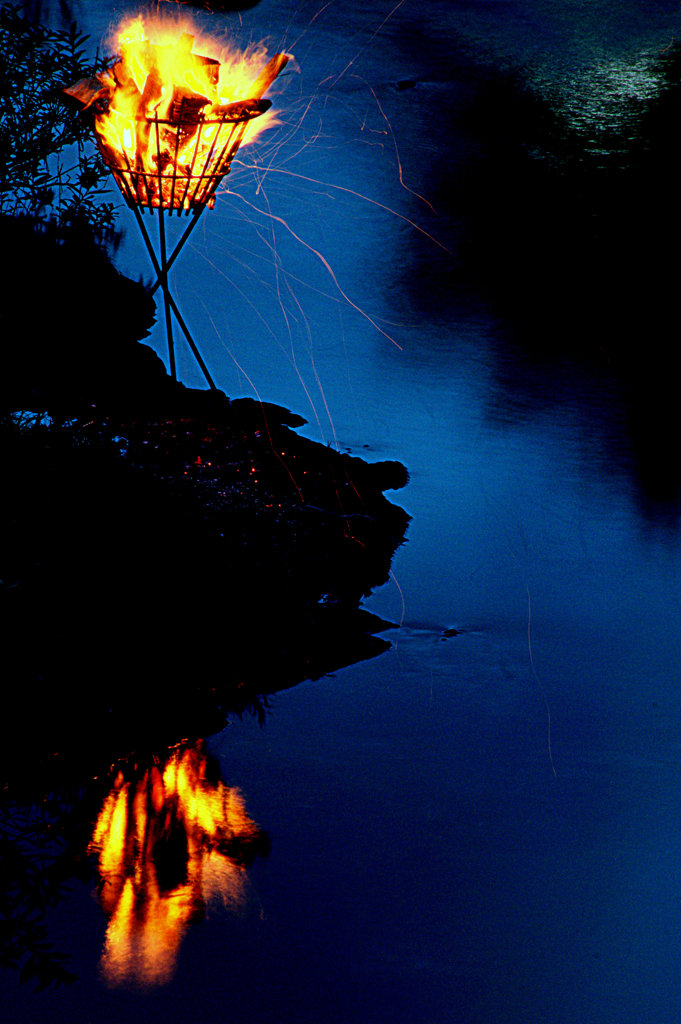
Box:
(79, 15), (290, 211)
(89, 741), (267, 987)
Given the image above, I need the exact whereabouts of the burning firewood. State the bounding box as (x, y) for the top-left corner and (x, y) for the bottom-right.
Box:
(64, 19), (291, 213)
(62, 75), (112, 110)
(247, 52), (290, 100)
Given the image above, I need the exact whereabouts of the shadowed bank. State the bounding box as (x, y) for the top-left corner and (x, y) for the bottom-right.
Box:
(0, 214), (410, 783)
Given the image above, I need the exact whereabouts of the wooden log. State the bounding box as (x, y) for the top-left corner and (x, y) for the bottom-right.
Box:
(247, 53), (291, 100)
(62, 75), (112, 110)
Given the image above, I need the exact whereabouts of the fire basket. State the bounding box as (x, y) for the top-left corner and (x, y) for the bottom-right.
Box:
(65, 25), (290, 388)
(98, 97), (271, 215)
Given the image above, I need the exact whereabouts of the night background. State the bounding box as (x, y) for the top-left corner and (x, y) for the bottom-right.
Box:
(2, 1), (681, 1021)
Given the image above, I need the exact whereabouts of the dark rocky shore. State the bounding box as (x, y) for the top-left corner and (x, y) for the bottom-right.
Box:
(0, 216), (410, 787)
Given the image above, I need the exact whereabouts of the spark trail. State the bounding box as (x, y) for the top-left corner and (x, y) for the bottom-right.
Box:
(230, 190), (405, 349)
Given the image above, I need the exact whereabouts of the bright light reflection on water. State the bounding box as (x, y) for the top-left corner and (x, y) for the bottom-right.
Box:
(88, 741), (267, 989)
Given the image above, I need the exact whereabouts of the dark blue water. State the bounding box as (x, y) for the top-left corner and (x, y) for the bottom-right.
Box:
(5, 1), (681, 1021)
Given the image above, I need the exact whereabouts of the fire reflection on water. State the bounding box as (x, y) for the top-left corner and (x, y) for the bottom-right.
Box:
(88, 740), (268, 987)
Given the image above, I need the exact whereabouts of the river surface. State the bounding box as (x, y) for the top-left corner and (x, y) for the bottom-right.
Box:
(6, 1), (681, 1021)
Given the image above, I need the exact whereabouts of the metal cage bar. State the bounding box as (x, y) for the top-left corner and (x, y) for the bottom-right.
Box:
(92, 97), (271, 386)
(95, 98), (270, 214)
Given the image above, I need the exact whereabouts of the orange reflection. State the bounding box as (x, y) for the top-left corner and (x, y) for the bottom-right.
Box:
(89, 740), (267, 987)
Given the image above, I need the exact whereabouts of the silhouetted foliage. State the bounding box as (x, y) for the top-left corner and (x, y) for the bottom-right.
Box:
(0, 213), (157, 416)
(0, 3), (117, 243)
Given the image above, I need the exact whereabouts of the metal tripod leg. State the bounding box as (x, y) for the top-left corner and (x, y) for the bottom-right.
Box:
(149, 205), (205, 298)
(132, 205), (217, 390)
(156, 201), (177, 381)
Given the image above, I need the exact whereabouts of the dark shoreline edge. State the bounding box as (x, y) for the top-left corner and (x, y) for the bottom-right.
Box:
(0, 216), (410, 789)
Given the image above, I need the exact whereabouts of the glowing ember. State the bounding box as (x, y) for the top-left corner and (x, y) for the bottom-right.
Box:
(65, 16), (290, 212)
(88, 741), (268, 987)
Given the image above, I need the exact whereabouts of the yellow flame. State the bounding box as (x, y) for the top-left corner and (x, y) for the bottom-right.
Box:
(92, 15), (287, 210)
(89, 741), (265, 987)
(118, 15), (146, 49)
